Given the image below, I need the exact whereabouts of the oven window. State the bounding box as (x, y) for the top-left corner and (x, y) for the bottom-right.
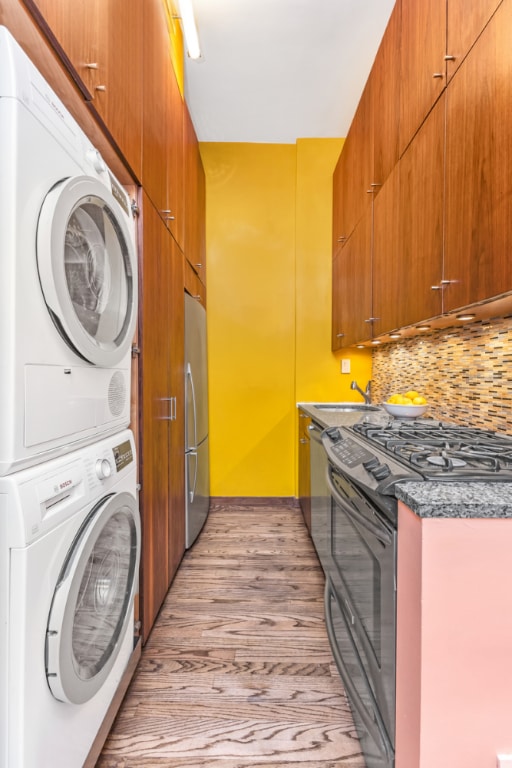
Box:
(331, 495), (382, 665)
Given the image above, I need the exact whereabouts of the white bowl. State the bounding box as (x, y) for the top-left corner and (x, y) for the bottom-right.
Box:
(382, 402), (428, 419)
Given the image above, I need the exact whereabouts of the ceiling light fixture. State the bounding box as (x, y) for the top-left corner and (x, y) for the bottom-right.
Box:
(177, 0), (201, 60)
(456, 313), (476, 321)
(416, 325), (431, 331)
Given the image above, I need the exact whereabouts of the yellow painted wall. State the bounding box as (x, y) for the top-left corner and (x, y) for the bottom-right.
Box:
(200, 140), (372, 497)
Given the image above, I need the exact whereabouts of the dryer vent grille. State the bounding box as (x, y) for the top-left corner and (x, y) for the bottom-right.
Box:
(108, 371), (127, 417)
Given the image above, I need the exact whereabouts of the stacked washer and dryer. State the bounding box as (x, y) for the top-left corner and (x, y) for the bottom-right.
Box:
(0, 27), (141, 768)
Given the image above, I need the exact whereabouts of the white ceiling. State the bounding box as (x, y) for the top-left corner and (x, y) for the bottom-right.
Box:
(182, 0), (396, 144)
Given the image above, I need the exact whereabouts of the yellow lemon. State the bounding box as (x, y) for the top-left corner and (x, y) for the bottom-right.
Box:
(405, 390), (420, 400)
(413, 396), (427, 405)
(387, 394), (400, 403)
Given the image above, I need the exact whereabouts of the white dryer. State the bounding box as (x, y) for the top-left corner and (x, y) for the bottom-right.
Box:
(0, 27), (138, 476)
(0, 429), (140, 768)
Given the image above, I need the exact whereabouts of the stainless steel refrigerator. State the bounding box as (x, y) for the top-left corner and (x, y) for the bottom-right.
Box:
(184, 292), (210, 548)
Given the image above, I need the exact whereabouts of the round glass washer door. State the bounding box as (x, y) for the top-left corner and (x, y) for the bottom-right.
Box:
(46, 491), (140, 705)
(37, 176), (137, 367)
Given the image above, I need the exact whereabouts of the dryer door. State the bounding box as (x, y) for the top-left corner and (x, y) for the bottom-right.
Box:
(46, 491), (140, 704)
(37, 175), (137, 367)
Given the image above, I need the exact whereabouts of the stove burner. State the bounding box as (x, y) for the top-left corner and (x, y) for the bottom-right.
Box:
(426, 454), (467, 468)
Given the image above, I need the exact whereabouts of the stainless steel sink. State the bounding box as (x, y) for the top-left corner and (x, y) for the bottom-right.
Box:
(312, 402), (380, 412)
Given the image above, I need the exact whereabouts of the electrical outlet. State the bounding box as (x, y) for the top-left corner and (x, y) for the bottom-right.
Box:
(341, 359), (351, 374)
(497, 755), (512, 767)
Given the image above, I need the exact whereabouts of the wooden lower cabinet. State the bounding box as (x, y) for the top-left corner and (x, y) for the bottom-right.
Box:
(298, 411), (311, 532)
(139, 191), (185, 641)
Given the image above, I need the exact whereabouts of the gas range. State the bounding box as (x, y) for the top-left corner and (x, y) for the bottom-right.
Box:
(322, 418), (512, 523)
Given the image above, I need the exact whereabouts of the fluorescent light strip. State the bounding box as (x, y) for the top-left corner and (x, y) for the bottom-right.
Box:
(178, 0), (201, 59)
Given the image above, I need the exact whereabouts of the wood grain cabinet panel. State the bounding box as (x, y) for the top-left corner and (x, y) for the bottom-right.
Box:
(372, 163), (401, 336)
(446, 0), (503, 80)
(397, 93), (445, 328)
(142, 0), (184, 249)
(298, 411), (311, 533)
(334, 208), (373, 348)
(183, 104), (207, 285)
(399, 0), (446, 156)
(24, 0), (143, 179)
(332, 80), (373, 253)
(139, 193), (185, 641)
(444, 0), (512, 312)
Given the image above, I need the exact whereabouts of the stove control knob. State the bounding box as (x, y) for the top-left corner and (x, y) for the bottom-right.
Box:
(96, 458), (112, 480)
(362, 458), (380, 471)
(372, 463), (391, 480)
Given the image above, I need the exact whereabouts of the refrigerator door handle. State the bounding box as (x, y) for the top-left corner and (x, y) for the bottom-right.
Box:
(186, 363), (198, 447)
(187, 449), (198, 503)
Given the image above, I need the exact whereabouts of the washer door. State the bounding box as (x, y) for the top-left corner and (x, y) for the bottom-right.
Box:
(46, 491), (140, 704)
(37, 176), (137, 367)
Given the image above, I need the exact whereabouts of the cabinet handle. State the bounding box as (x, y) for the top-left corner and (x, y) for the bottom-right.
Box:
(440, 279), (456, 285)
(336, 333), (344, 338)
(95, 85), (106, 92)
(337, 235), (347, 242)
(370, 182), (381, 188)
(444, 54), (456, 61)
(164, 214), (175, 221)
(431, 285), (442, 290)
(86, 62), (99, 69)
(300, 438), (308, 444)
(432, 72), (444, 79)
(195, 263), (203, 268)
(364, 317), (380, 323)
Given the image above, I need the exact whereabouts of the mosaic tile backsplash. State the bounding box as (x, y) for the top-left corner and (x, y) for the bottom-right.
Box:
(371, 316), (512, 435)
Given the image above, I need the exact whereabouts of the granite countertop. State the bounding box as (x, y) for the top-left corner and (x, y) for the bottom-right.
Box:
(395, 482), (512, 519)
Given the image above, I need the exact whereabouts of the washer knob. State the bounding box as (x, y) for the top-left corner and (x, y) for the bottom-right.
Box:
(86, 148), (106, 174)
(96, 458), (112, 480)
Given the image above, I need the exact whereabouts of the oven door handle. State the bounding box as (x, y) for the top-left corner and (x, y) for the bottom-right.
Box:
(327, 467), (392, 546)
(324, 577), (394, 762)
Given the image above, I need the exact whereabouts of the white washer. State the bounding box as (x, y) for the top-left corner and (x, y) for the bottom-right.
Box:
(0, 429), (141, 768)
(0, 27), (138, 476)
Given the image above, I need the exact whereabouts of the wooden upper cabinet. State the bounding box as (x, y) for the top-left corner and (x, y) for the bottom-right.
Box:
(371, 0), (401, 191)
(142, 0), (184, 248)
(183, 103), (206, 284)
(142, 0), (171, 218)
(334, 208), (373, 348)
(372, 163), (401, 336)
(332, 79), (373, 251)
(446, 0), (503, 80)
(26, 0), (143, 179)
(29, 0), (106, 98)
(444, 0), (512, 312)
(397, 92), (445, 328)
(399, 0), (446, 156)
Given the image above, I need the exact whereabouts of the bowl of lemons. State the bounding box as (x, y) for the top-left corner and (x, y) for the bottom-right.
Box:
(382, 390), (428, 419)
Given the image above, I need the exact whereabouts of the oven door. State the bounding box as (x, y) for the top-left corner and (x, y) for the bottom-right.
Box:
(325, 462), (396, 767)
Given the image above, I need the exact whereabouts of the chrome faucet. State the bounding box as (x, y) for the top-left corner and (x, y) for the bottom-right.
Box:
(351, 379), (372, 404)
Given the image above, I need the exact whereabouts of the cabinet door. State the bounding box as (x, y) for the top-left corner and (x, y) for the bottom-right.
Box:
(446, 0), (502, 80)
(444, 0), (512, 311)
(399, 0), (446, 156)
(298, 412), (311, 532)
(397, 93), (445, 328)
(336, 209), (373, 347)
(183, 104), (207, 284)
(332, 80), (373, 249)
(140, 193), (171, 640)
(167, 238), (185, 582)
(142, 0), (171, 217)
(167, 67), (185, 250)
(371, 0), (401, 190)
(97, 0), (143, 179)
(372, 163), (401, 336)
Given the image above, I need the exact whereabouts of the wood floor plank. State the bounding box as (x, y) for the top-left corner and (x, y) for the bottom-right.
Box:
(97, 500), (363, 766)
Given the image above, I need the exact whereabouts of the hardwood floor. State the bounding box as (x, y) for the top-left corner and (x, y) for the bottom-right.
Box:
(97, 498), (365, 767)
